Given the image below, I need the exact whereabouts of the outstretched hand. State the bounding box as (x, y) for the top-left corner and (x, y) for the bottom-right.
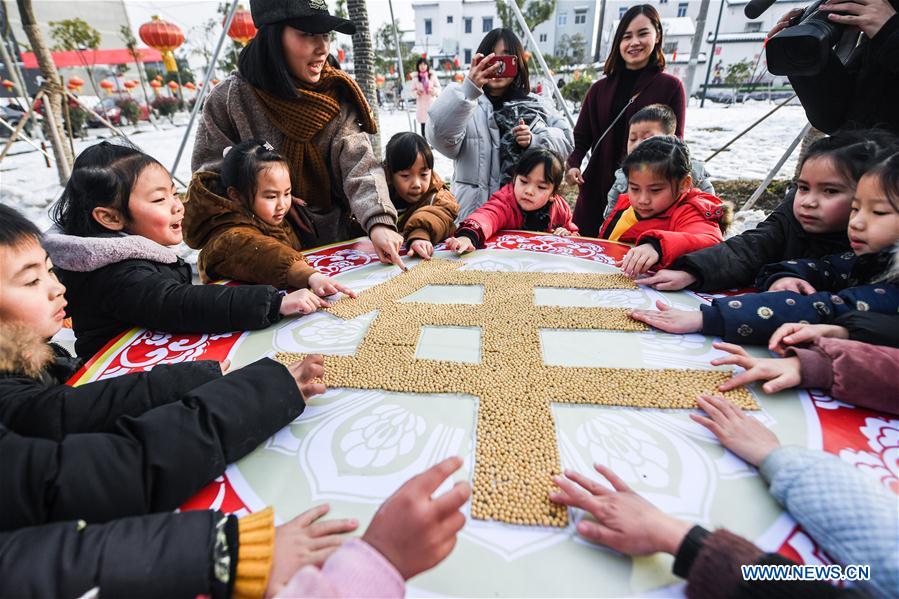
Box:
(690, 394), (781, 467)
(712, 341), (802, 394)
(628, 300), (703, 334)
(768, 322), (849, 356)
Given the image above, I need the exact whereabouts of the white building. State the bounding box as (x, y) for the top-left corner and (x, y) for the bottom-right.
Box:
(412, 0), (500, 67)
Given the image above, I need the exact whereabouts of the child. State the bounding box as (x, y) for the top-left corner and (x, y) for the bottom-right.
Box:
(184, 140), (356, 296)
(383, 132), (460, 260)
(45, 142), (328, 360)
(638, 130), (898, 292)
(629, 152), (899, 345)
(446, 148), (577, 253)
(604, 104), (715, 221)
(550, 394), (896, 599)
(599, 136), (727, 278)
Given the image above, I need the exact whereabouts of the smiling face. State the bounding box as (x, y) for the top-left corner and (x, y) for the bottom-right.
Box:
(619, 14), (659, 70)
(391, 152), (432, 205)
(626, 164), (690, 218)
(848, 174), (899, 255)
(792, 156), (856, 234)
(0, 238), (67, 339)
(248, 162), (293, 227)
(282, 27), (331, 84)
(514, 162), (555, 212)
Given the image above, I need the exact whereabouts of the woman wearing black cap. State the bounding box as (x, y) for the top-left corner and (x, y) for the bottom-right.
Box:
(189, 0), (408, 269)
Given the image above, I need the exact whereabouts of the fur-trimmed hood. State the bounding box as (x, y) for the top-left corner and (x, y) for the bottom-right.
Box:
(42, 226), (180, 273)
(0, 323), (54, 378)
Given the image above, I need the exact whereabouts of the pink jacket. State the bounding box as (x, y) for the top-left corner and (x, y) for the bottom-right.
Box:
(275, 539), (404, 598)
(787, 337), (899, 415)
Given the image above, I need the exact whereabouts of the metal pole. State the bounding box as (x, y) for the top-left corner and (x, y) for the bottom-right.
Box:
(742, 123), (809, 212)
(593, 0), (607, 63)
(704, 93), (796, 162)
(685, 0), (711, 96)
(66, 90), (132, 140)
(387, 0), (414, 132)
(505, 0), (576, 129)
(170, 0), (240, 181)
(700, 0), (725, 107)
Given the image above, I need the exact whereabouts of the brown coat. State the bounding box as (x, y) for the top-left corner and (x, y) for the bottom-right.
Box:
(394, 173), (459, 244)
(183, 171), (317, 288)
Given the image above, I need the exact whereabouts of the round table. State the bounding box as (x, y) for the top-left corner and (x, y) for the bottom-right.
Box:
(71, 232), (898, 596)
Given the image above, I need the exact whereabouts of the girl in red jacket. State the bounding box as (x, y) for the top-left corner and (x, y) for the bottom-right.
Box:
(446, 148), (577, 253)
(600, 135), (727, 278)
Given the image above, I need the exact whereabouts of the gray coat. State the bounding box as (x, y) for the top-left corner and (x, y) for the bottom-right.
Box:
(426, 77), (573, 221)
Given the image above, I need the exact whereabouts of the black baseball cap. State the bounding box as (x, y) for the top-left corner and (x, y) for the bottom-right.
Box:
(250, 0), (356, 34)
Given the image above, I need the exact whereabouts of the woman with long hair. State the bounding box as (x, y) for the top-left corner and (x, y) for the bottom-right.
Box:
(189, 0), (407, 269)
(565, 5), (686, 237)
(412, 57), (441, 137)
(427, 28), (573, 221)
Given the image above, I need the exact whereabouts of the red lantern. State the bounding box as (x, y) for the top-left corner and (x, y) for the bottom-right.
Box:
(337, 48), (345, 62)
(453, 72), (464, 82)
(523, 51), (532, 62)
(2, 79), (13, 91)
(211, 78), (220, 86)
(149, 80), (162, 94)
(123, 80), (138, 90)
(226, 5), (257, 46)
(99, 80), (115, 92)
(67, 76), (84, 92)
(454, 57), (460, 69)
(167, 80), (179, 91)
(375, 75), (386, 86)
(184, 82), (196, 91)
(139, 15), (185, 73)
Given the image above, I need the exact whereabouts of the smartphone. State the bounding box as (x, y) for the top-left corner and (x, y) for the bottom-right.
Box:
(486, 55), (518, 79)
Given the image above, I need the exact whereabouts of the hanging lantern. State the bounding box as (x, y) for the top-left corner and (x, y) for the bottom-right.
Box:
(155, 75), (164, 82)
(167, 80), (180, 91)
(99, 80), (115, 92)
(150, 80), (163, 94)
(375, 75), (386, 86)
(139, 15), (185, 73)
(184, 82), (196, 91)
(67, 76), (84, 92)
(337, 48), (345, 62)
(211, 78), (220, 86)
(123, 80), (138, 90)
(2, 79), (13, 91)
(523, 51), (532, 62)
(454, 57), (460, 69)
(226, 5), (257, 47)
(453, 72), (464, 82)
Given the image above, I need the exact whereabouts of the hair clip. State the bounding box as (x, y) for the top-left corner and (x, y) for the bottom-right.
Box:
(222, 146), (233, 158)
(262, 141), (275, 151)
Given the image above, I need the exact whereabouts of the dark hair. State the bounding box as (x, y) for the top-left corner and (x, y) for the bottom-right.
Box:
(415, 57), (431, 83)
(475, 28), (530, 94)
(0, 204), (42, 248)
(384, 132), (434, 177)
(514, 148), (564, 194)
(604, 5), (665, 76)
(629, 103), (677, 135)
(622, 135), (692, 189)
(51, 141), (162, 237)
(798, 129), (899, 189)
(238, 23), (300, 99)
(221, 139), (290, 209)
(864, 151), (899, 214)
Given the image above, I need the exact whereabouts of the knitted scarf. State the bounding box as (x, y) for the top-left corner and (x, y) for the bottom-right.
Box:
(252, 65), (377, 210)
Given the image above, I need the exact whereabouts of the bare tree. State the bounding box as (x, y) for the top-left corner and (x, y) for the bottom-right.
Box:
(16, 0), (72, 182)
(346, 0), (380, 159)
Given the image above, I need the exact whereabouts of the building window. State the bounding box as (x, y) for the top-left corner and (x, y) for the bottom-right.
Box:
(663, 41), (678, 54)
(744, 21), (762, 32)
(464, 48), (472, 64)
(424, 18), (432, 35)
(464, 17), (472, 33)
(482, 17), (493, 32)
(574, 9), (587, 24)
(557, 12), (567, 25)
(539, 33), (548, 43)
(618, 6), (628, 18)
(677, 2), (688, 17)
(447, 15), (453, 24)
(660, 0), (667, 3)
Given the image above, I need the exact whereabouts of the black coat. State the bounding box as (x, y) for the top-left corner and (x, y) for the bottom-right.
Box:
(0, 510), (238, 599)
(833, 311), (899, 348)
(789, 12), (899, 134)
(58, 256), (284, 359)
(0, 356), (303, 530)
(671, 192), (849, 292)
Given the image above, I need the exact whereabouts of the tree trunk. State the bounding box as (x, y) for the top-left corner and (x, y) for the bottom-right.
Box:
(347, 0), (381, 160)
(15, 0), (72, 182)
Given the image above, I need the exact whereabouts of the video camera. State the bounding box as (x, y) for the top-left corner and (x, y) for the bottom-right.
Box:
(746, 0), (857, 76)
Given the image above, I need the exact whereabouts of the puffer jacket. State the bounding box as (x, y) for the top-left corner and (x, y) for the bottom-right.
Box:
(426, 77), (573, 222)
(184, 171), (318, 287)
(392, 172), (460, 244)
(604, 159), (716, 221)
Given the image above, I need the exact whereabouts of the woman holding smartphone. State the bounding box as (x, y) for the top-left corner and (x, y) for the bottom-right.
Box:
(427, 28), (573, 221)
(565, 4), (686, 237)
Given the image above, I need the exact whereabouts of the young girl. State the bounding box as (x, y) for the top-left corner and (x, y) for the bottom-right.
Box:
(445, 148), (577, 253)
(599, 135), (727, 278)
(45, 142), (328, 359)
(184, 139), (356, 296)
(384, 132), (460, 260)
(412, 58), (440, 137)
(630, 151), (899, 346)
(641, 130), (898, 292)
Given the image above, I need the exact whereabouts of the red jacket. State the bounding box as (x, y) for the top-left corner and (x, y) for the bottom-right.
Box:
(457, 182), (578, 247)
(599, 188), (724, 268)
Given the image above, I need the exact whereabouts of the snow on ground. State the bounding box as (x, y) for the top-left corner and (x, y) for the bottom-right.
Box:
(1, 99), (804, 239)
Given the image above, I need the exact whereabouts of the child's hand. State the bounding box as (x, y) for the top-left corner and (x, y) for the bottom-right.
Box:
(767, 276), (816, 295)
(265, 504), (359, 598)
(616, 244), (660, 278)
(285, 354), (326, 400)
(408, 239), (434, 260)
(513, 118), (532, 148)
(553, 227), (572, 237)
(220, 359), (231, 374)
(690, 394), (781, 467)
(280, 288), (330, 316)
(308, 272), (357, 298)
(636, 269), (697, 291)
(549, 465), (693, 556)
(362, 456), (470, 580)
(768, 322), (849, 356)
(565, 167), (584, 186)
(628, 300), (703, 334)
(445, 236), (475, 255)
(711, 341), (802, 394)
